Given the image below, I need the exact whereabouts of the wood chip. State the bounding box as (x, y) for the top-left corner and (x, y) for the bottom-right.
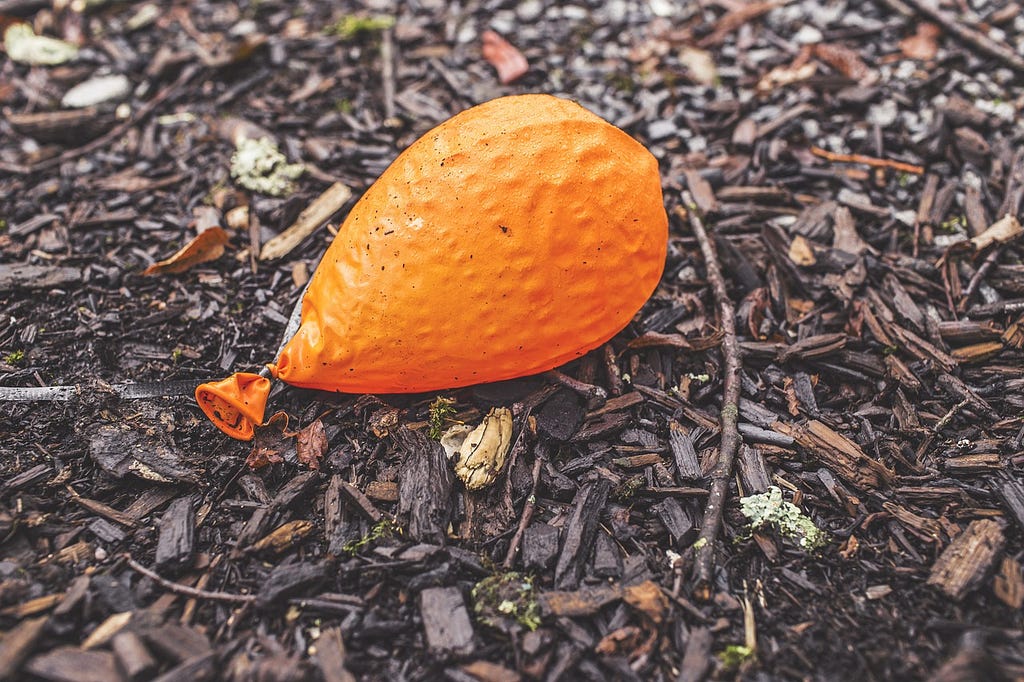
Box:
(554, 479), (611, 589)
(927, 519), (1006, 600)
(0, 615), (48, 680)
(260, 182), (352, 260)
(419, 587), (475, 655)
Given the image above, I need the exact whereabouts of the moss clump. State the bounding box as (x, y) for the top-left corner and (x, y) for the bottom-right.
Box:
(739, 486), (826, 550)
(427, 396), (457, 440)
(326, 15), (395, 39)
(718, 644), (755, 671)
(230, 137), (304, 196)
(342, 517), (400, 555)
(471, 572), (541, 632)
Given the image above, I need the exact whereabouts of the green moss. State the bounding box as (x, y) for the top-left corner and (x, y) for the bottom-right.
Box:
(342, 517), (400, 555)
(612, 474), (645, 501)
(718, 644), (755, 670)
(471, 572), (541, 632)
(739, 486), (826, 550)
(326, 14), (395, 39)
(4, 350), (24, 365)
(427, 396), (456, 440)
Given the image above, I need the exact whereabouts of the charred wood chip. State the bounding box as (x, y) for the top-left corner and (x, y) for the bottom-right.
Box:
(256, 561), (331, 608)
(521, 523), (560, 571)
(737, 444), (772, 494)
(272, 471), (321, 509)
(154, 497), (195, 574)
(669, 422), (703, 481)
(535, 389), (585, 442)
(395, 427), (453, 545)
(592, 531), (622, 579)
(141, 623), (212, 663)
(419, 587), (475, 655)
(24, 647), (121, 682)
(554, 479), (611, 589)
(111, 631), (156, 681)
(652, 498), (696, 546)
(996, 477), (1024, 532)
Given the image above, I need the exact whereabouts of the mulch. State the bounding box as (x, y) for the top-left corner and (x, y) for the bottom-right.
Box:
(2, 0), (1024, 680)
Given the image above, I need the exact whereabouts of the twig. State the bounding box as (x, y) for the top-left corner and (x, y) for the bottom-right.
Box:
(958, 248), (1001, 312)
(676, 194), (743, 600)
(503, 446), (546, 568)
(810, 146), (924, 175)
(123, 554), (256, 604)
(544, 369), (608, 404)
(0, 64), (202, 176)
(878, 0), (1024, 73)
(381, 28), (397, 120)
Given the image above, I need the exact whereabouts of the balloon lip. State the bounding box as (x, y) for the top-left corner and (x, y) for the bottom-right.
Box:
(195, 372), (271, 441)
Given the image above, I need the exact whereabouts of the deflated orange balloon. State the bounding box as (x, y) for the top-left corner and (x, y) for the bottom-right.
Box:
(197, 94), (667, 440)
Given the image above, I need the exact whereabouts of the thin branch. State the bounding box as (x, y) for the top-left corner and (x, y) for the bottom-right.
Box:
(503, 445), (547, 569)
(676, 194), (743, 600)
(123, 555), (256, 604)
(809, 146), (924, 175)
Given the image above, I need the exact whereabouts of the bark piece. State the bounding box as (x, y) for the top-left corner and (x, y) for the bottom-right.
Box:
(535, 389), (585, 442)
(0, 263), (82, 291)
(677, 627), (712, 682)
(257, 561), (330, 608)
(24, 647), (121, 682)
(141, 624), (211, 663)
(737, 444), (771, 494)
(773, 419), (895, 490)
(538, 585), (621, 617)
(669, 422), (702, 481)
(0, 615), (48, 680)
(111, 631), (156, 681)
(521, 523), (560, 571)
(314, 627), (357, 682)
(419, 587), (475, 655)
(591, 531), (622, 579)
(996, 476), (1024, 532)
(154, 497), (195, 573)
(554, 478), (611, 589)
(272, 471), (320, 508)
(927, 520), (1006, 600)
(395, 427), (453, 545)
(652, 498), (696, 546)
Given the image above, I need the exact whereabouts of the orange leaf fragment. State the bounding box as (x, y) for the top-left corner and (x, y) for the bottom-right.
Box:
(144, 227), (228, 275)
(481, 30), (528, 84)
(900, 22), (940, 61)
(296, 418), (328, 470)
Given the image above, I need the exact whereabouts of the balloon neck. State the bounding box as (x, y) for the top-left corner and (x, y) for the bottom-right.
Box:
(195, 372), (271, 441)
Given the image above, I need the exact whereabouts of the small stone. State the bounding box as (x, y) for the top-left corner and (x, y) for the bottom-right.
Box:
(517, 0), (544, 22)
(792, 25), (823, 44)
(61, 75), (131, 109)
(866, 100), (899, 127)
(647, 119), (677, 141)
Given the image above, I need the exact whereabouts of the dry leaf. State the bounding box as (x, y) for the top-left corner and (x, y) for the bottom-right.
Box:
(144, 227), (228, 275)
(296, 418), (328, 470)
(756, 61), (817, 94)
(813, 43), (875, 84)
(481, 30), (528, 84)
(621, 580), (668, 624)
(246, 411), (290, 469)
(899, 22), (940, 61)
(788, 235), (817, 266)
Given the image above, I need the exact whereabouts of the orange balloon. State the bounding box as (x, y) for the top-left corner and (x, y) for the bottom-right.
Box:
(197, 94), (667, 440)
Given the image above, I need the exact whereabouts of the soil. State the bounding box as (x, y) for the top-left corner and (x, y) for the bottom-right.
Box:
(2, 1), (1024, 681)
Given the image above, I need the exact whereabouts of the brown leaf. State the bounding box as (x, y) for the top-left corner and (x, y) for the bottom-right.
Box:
(143, 227), (228, 276)
(246, 411), (290, 469)
(296, 418), (328, 470)
(621, 580), (668, 625)
(900, 22), (940, 61)
(812, 43), (874, 83)
(481, 30), (528, 84)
